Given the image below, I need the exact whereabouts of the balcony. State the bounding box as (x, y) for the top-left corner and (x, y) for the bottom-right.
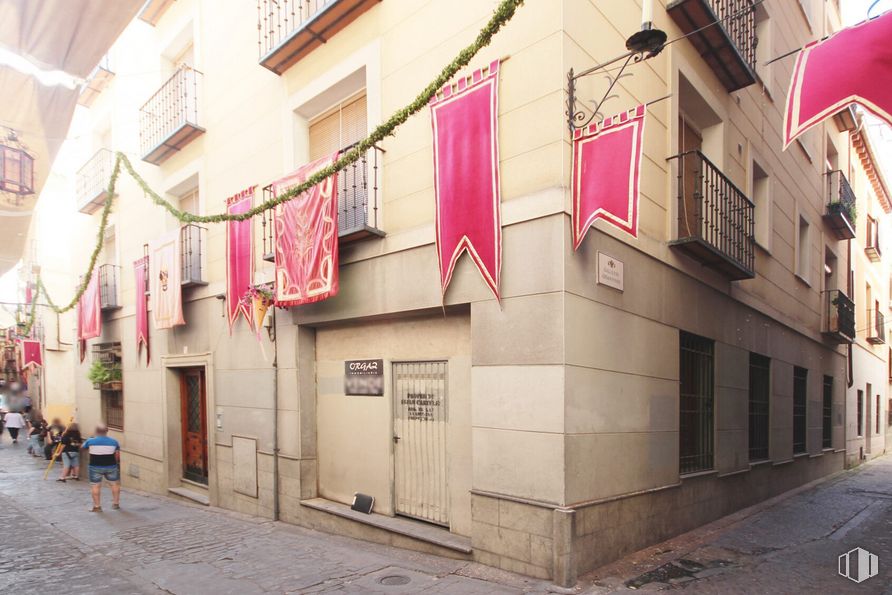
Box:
(139, 66), (205, 165)
(261, 144), (384, 261)
(868, 309), (886, 345)
(76, 149), (114, 215)
(258, 0), (382, 75)
(823, 289), (855, 344)
(78, 56), (114, 108)
(98, 264), (121, 311)
(824, 170), (856, 240)
(670, 150), (755, 280)
(181, 224), (208, 287)
(667, 0), (758, 92)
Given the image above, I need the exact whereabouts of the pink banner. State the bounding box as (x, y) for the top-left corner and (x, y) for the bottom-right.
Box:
(572, 105), (646, 248)
(21, 339), (41, 368)
(273, 153), (340, 307)
(784, 12), (892, 147)
(226, 186), (255, 330)
(431, 59), (502, 301)
(134, 256), (150, 365)
(150, 230), (186, 329)
(78, 269), (101, 340)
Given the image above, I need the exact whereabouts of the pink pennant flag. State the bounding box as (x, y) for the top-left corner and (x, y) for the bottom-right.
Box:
(430, 59), (502, 301)
(226, 187), (255, 330)
(134, 256), (150, 365)
(572, 105), (646, 248)
(21, 339), (41, 368)
(150, 230), (186, 329)
(273, 154), (340, 307)
(784, 11), (892, 148)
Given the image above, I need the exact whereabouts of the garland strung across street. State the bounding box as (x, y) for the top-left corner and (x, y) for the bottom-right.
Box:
(16, 0), (527, 336)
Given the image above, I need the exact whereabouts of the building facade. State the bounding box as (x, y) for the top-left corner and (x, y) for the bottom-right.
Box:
(20, 0), (892, 586)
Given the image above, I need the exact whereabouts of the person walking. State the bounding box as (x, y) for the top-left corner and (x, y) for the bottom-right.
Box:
(58, 423), (83, 482)
(44, 418), (64, 460)
(4, 410), (25, 444)
(82, 424), (121, 512)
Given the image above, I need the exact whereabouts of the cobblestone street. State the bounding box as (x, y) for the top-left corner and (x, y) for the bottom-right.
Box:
(2, 438), (892, 594)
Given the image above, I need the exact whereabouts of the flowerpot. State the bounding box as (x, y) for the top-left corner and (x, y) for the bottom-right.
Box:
(252, 296), (270, 332)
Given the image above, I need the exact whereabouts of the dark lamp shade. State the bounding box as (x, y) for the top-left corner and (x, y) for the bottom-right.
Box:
(0, 144), (35, 196)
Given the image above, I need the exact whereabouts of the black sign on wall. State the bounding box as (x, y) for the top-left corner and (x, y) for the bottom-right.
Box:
(344, 359), (384, 396)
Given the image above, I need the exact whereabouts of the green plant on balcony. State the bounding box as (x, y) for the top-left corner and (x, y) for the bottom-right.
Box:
(88, 360), (122, 390)
(828, 200), (857, 226)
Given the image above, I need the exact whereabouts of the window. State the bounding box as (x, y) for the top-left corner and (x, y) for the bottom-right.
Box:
(857, 389), (864, 436)
(179, 188), (199, 215)
(797, 216), (810, 281)
(798, 0), (815, 30)
(754, 6), (772, 89)
(749, 353), (771, 461)
(751, 161), (771, 249)
(309, 93), (367, 160)
(866, 215), (881, 257)
(679, 332), (715, 474)
(877, 393), (881, 435)
(887, 398), (892, 427)
(822, 376), (833, 449)
(793, 367), (808, 454)
(101, 390), (124, 430)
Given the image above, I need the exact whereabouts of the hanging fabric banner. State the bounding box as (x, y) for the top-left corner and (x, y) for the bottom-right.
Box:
(226, 186), (255, 331)
(21, 339), (42, 368)
(134, 256), (150, 365)
(77, 270), (101, 362)
(784, 11), (892, 148)
(571, 104), (646, 248)
(273, 153), (340, 307)
(150, 230), (186, 329)
(430, 59), (502, 300)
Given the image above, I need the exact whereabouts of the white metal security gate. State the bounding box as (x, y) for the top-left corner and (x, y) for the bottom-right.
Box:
(393, 361), (448, 526)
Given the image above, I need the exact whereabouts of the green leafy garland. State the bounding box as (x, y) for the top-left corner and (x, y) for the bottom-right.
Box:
(18, 0), (525, 337)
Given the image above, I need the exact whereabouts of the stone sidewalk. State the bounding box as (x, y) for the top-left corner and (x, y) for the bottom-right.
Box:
(0, 440), (552, 595)
(3, 436), (892, 594)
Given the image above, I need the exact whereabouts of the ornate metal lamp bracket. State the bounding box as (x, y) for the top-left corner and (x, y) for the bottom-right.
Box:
(566, 25), (668, 134)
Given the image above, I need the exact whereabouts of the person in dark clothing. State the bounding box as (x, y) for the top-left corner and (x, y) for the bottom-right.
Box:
(44, 419), (64, 460)
(58, 423), (82, 482)
(27, 413), (45, 457)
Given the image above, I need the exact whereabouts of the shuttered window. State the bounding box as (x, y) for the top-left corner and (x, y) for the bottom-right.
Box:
(309, 93), (367, 160)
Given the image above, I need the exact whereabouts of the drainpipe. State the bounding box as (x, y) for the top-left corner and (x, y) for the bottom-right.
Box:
(271, 306), (280, 521)
(848, 237), (854, 388)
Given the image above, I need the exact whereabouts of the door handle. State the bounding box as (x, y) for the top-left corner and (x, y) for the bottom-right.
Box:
(393, 435), (401, 443)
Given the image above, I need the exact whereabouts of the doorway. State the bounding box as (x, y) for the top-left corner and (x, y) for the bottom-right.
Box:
(392, 361), (448, 526)
(180, 368), (208, 484)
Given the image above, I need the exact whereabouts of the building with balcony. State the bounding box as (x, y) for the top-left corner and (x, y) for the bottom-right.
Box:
(16, 0), (892, 587)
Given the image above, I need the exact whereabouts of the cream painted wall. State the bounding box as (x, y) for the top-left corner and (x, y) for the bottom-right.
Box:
(315, 313), (472, 535)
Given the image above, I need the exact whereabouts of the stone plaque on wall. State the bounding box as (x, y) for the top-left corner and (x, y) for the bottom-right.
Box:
(344, 359), (384, 396)
(597, 252), (624, 292)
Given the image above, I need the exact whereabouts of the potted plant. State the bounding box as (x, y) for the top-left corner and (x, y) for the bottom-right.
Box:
(87, 360), (112, 389)
(106, 366), (123, 391)
(242, 284), (275, 336)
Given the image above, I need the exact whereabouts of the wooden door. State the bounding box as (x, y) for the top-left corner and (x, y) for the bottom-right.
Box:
(180, 368), (208, 484)
(678, 117), (703, 239)
(393, 361), (449, 526)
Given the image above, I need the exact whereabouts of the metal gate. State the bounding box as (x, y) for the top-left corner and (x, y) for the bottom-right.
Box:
(393, 361), (448, 526)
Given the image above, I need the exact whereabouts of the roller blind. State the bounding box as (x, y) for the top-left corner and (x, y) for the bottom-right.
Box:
(309, 93), (367, 161)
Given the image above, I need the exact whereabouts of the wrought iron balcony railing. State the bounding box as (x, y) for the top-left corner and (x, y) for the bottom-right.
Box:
(181, 224), (207, 287)
(823, 289), (855, 344)
(670, 150), (755, 280)
(667, 0), (758, 92)
(257, 0), (382, 74)
(868, 308), (886, 345)
(98, 264), (121, 310)
(824, 170), (856, 240)
(261, 144), (384, 261)
(76, 149), (113, 215)
(139, 66), (205, 165)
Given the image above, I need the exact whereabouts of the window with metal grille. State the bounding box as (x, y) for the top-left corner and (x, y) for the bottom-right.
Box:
(857, 389), (864, 436)
(102, 390), (124, 430)
(822, 376), (833, 449)
(876, 393), (881, 435)
(793, 367), (807, 454)
(748, 353), (770, 461)
(679, 332), (714, 474)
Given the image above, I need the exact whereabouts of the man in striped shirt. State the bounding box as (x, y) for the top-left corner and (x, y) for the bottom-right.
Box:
(82, 424), (121, 512)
